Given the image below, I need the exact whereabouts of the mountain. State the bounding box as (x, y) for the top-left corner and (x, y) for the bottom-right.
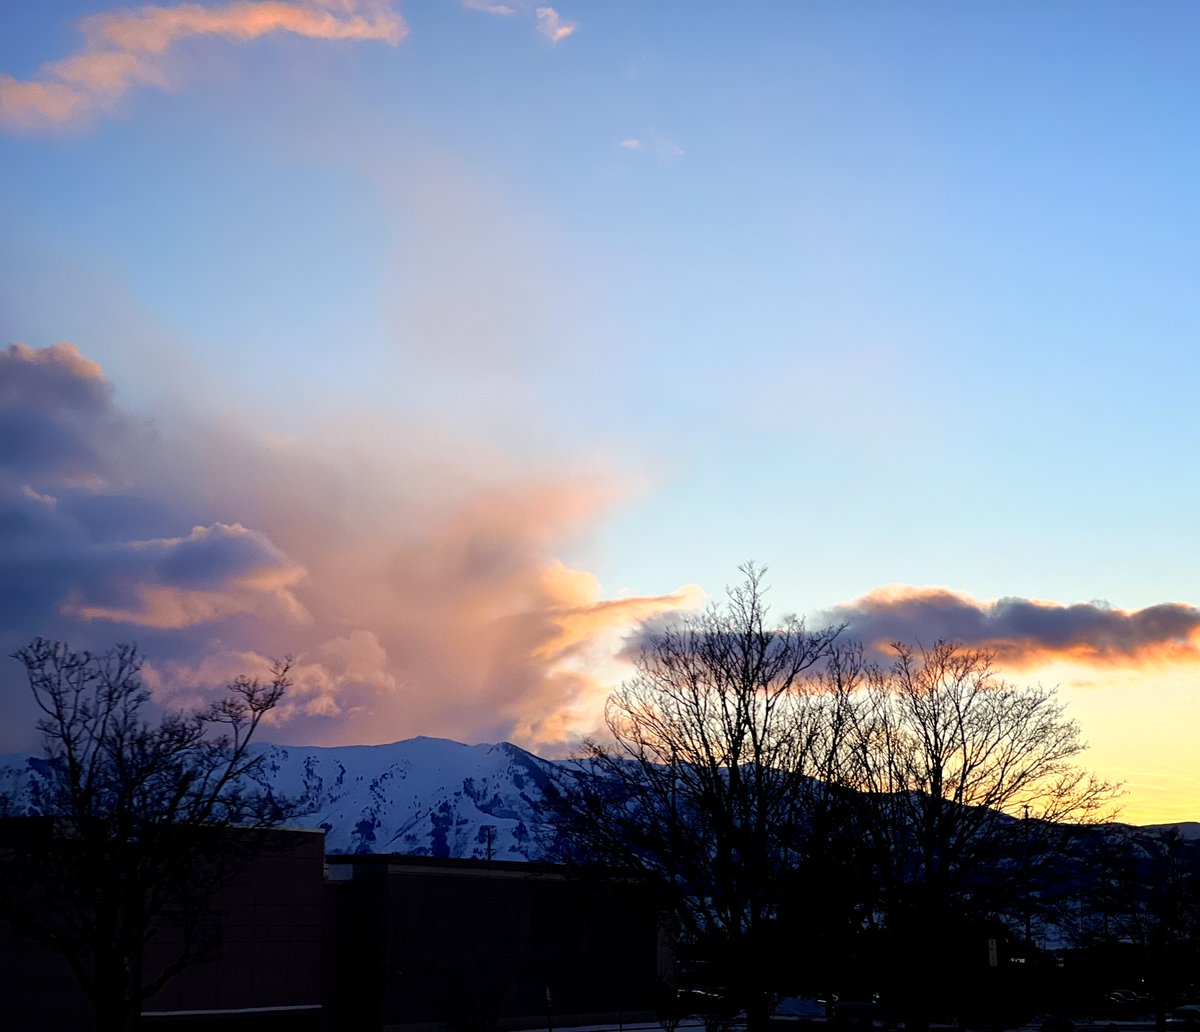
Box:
(0, 736), (559, 859)
(4, 737), (1198, 870)
(256, 736), (557, 856)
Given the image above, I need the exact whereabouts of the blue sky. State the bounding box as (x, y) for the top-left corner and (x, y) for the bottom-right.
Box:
(2, 1), (1198, 821)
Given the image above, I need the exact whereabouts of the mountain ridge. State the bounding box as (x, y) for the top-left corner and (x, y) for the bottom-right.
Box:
(2, 737), (1195, 859)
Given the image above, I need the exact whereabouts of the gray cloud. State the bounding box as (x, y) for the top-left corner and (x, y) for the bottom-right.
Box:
(826, 587), (1200, 666)
(0, 342), (145, 486)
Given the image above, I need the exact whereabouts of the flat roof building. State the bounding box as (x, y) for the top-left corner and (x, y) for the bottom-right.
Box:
(323, 853), (667, 1032)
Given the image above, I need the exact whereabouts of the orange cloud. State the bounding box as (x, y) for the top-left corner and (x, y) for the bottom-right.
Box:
(140, 519), (696, 750)
(534, 567), (705, 660)
(829, 585), (1200, 671)
(0, 80), (91, 129)
(264, 473), (696, 752)
(4, 341), (105, 382)
(0, 1), (406, 131)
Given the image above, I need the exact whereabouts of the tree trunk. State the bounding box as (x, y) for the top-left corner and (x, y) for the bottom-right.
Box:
(92, 947), (134, 1032)
(744, 994), (772, 1032)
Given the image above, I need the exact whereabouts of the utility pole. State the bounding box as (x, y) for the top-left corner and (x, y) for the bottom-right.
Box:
(1023, 804), (1032, 947)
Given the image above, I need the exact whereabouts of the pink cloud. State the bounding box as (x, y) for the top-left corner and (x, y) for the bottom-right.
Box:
(148, 628), (398, 719)
(461, 0), (577, 43)
(535, 6), (576, 43)
(0, 342), (694, 754)
(0, 1), (407, 131)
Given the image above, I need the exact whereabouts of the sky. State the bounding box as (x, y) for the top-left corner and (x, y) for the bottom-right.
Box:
(1, 1), (1198, 824)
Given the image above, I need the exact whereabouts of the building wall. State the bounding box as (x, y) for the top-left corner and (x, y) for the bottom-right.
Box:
(1, 825), (662, 1032)
(142, 829), (325, 1027)
(0, 823), (325, 1030)
(325, 856), (663, 1032)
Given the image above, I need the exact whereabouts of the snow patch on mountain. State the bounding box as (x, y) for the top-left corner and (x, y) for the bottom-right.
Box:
(0, 736), (557, 859)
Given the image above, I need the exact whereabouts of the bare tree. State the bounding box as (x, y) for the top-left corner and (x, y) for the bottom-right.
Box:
(543, 565), (843, 1031)
(840, 641), (1121, 1018)
(0, 639), (296, 1032)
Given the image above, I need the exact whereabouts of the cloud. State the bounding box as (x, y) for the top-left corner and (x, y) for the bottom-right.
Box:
(462, 0), (576, 43)
(61, 522), (310, 629)
(533, 568), (706, 660)
(2, 341), (105, 383)
(0, 341), (145, 489)
(0, 1), (407, 131)
(617, 133), (685, 162)
(535, 7), (576, 43)
(461, 0), (519, 14)
(827, 585), (1200, 669)
(0, 342), (693, 754)
(146, 628), (397, 719)
(0, 344), (308, 633)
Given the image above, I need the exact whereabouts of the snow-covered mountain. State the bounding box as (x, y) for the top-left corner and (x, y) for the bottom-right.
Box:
(5, 736), (1198, 865)
(256, 736), (557, 856)
(0, 736), (559, 859)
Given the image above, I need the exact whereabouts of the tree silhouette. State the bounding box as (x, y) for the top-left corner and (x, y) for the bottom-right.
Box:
(838, 640), (1121, 1021)
(545, 576), (1123, 1028)
(544, 565), (843, 1031)
(0, 638), (297, 1032)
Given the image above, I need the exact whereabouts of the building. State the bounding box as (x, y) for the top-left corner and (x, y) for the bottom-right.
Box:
(0, 823), (325, 1031)
(0, 823), (666, 1031)
(323, 854), (667, 1032)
